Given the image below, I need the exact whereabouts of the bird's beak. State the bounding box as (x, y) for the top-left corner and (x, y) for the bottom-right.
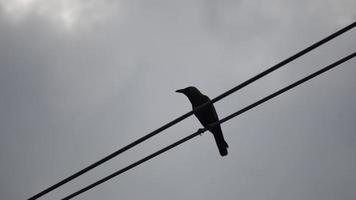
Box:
(175, 89), (184, 93)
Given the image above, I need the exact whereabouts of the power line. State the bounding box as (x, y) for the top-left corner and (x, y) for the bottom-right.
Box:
(28, 21), (356, 200)
(61, 52), (356, 200)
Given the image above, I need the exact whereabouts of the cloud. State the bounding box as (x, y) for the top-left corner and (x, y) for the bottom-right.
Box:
(0, 1), (355, 199)
(0, 0), (119, 30)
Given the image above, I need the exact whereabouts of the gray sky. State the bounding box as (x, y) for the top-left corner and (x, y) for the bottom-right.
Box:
(0, 0), (355, 199)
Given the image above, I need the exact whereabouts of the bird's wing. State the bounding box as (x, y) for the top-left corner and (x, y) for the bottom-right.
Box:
(203, 95), (219, 121)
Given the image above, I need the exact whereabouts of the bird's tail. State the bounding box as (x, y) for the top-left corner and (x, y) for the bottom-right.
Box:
(212, 128), (229, 156)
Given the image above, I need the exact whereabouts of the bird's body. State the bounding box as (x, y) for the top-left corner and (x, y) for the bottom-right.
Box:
(176, 86), (229, 156)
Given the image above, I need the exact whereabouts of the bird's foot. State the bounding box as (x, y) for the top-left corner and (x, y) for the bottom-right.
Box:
(197, 128), (205, 135)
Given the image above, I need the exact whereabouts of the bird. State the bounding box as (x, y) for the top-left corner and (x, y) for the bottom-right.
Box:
(176, 86), (229, 156)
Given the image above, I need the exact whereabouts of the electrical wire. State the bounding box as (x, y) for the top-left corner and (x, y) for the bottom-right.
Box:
(27, 21), (356, 200)
(61, 52), (356, 200)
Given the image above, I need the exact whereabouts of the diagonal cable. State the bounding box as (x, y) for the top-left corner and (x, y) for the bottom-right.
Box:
(61, 52), (356, 200)
(28, 21), (356, 200)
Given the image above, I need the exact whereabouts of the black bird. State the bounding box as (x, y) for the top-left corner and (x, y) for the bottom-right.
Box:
(176, 86), (229, 156)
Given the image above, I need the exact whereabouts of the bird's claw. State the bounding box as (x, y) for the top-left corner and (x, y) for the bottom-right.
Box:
(197, 128), (204, 135)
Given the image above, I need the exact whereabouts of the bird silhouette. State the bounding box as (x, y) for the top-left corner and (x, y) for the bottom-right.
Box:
(176, 86), (229, 156)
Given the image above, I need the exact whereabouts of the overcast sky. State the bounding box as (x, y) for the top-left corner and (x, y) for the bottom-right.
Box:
(0, 0), (355, 199)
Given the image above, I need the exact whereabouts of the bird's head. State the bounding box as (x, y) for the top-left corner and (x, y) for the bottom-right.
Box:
(176, 86), (202, 99)
(176, 86), (196, 95)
